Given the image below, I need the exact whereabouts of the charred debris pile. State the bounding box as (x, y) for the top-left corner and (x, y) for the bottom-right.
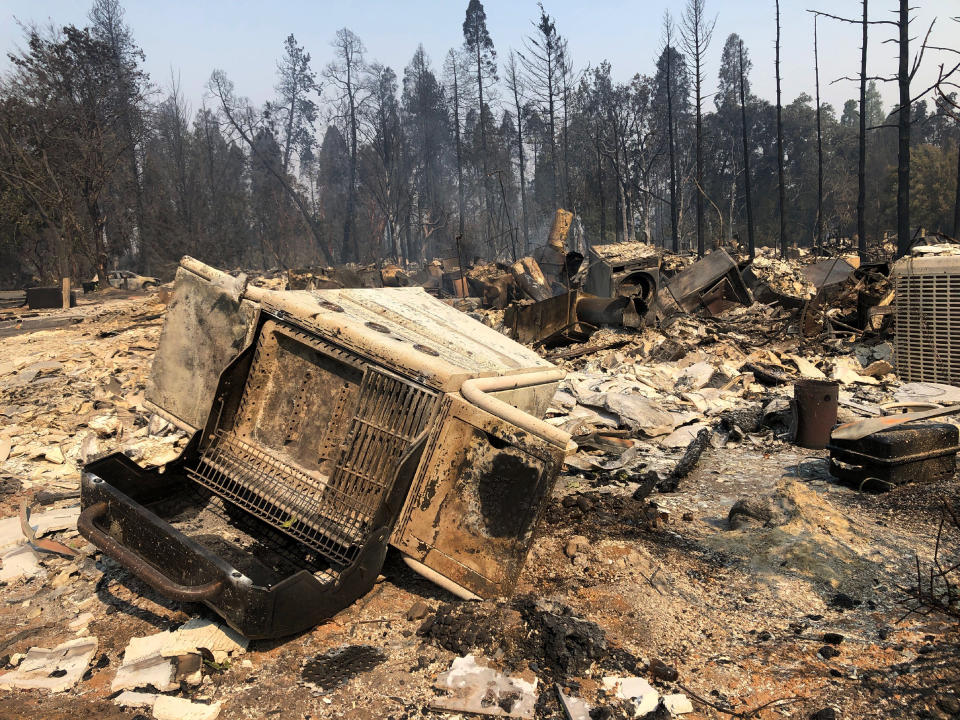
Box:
(3, 214), (960, 719)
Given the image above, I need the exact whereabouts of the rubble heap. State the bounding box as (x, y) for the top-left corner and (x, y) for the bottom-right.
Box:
(1, 239), (959, 719)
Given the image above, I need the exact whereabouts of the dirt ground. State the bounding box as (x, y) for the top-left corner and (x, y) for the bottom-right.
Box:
(0, 293), (958, 720)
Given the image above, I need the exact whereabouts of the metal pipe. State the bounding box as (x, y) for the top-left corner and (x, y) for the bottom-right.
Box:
(402, 555), (480, 600)
(460, 369), (576, 453)
(181, 255), (250, 303)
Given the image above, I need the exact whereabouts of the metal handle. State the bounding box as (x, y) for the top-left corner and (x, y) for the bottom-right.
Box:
(460, 370), (577, 454)
(79, 502), (224, 602)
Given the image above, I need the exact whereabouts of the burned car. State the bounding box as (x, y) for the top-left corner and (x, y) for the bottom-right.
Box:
(78, 257), (573, 639)
(106, 270), (160, 290)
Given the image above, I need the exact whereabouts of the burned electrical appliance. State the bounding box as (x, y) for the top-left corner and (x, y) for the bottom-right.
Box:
(79, 258), (573, 638)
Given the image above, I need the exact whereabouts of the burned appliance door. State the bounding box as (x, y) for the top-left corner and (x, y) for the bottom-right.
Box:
(392, 393), (565, 599)
(144, 259), (258, 433)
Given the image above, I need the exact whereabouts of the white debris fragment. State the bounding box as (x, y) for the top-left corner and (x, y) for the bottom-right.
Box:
(0, 506), (80, 553)
(114, 690), (158, 708)
(112, 652), (178, 693)
(154, 695), (222, 720)
(88, 413), (121, 438)
(433, 654), (538, 718)
(123, 618), (248, 666)
(604, 393), (677, 437)
(69, 612), (94, 632)
(602, 676), (660, 716)
(556, 684), (591, 720)
(113, 618), (247, 693)
(662, 693), (694, 715)
(895, 381), (960, 405)
(147, 413), (173, 436)
(676, 361), (715, 390)
(830, 357), (879, 386)
(0, 636), (97, 692)
(786, 354), (826, 380)
(660, 422), (710, 449)
(44, 445), (65, 464)
(115, 691), (222, 720)
(0, 543), (44, 582)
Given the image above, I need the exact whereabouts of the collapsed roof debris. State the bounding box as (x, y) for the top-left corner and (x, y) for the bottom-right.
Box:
(2, 236), (960, 718)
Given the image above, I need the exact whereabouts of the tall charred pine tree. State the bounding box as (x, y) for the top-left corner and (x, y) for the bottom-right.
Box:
(462, 0), (497, 248)
(520, 2), (565, 211)
(811, 4), (892, 257)
(813, 16), (824, 250)
(268, 34), (318, 176)
(363, 63), (408, 262)
(505, 52), (530, 252)
(88, 0), (150, 270)
(402, 45), (449, 257)
(895, 0), (910, 257)
(325, 28), (368, 263)
(738, 39), (755, 260)
(661, 13), (681, 253)
(560, 44), (573, 208)
(873, 4), (958, 256)
(857, 1), (868, 259)
(208, 70), (332, 263)
(814, 2), (959, 257)
(444, 49), (467, 241)
(681, 0), (715, 257)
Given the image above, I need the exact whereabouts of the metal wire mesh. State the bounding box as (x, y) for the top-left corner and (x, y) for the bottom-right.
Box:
(188, 356), (436, 567)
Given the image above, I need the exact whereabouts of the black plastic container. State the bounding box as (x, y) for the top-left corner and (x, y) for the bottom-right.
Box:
(827, 422), (960, 490)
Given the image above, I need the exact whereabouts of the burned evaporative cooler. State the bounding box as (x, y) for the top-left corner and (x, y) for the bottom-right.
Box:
(79, 258), (572, 638)
(892, 255), (960, 384)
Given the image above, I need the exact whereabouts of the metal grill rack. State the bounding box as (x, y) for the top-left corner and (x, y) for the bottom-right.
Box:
(188, 334), (436, 568)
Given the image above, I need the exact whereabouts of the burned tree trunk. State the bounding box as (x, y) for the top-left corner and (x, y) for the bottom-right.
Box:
(775, 0), (787, 257)
(665, 27), (680, 253)
(857, 0), (868, 261)
(506, 54), (530, 253)
(447, 50), (466, 242)
(814, 17), (824, 250)
(739, 40), (755, 260)
(596, 125), (606, 243)
(896, 0), (911, 258)
(681, 0), (714, 258)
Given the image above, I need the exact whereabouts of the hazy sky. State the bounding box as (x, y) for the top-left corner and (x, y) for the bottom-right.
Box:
(2, 1), (957, 119)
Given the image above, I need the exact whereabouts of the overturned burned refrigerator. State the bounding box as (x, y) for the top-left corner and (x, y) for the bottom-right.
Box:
(79, 257), (572, 638)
